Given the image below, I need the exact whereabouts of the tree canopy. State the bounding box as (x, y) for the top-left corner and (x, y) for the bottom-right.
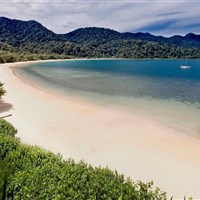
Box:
(0, 17), (200, 63)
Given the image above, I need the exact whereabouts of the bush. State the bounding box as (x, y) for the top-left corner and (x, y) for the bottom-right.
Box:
(0, 120), (167, 199)
(0, 119), (17, 137)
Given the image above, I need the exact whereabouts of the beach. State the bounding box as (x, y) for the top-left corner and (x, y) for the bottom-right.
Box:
(1, 61), (200, 198)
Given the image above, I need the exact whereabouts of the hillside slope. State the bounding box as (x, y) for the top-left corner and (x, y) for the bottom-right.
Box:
(0, 17), (200, 62)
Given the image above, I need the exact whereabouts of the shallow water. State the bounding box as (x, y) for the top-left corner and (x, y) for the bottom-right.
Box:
(17, 59), (200, 138)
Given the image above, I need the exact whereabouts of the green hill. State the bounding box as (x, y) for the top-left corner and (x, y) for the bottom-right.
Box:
(0, 17), (59, 46)
(122, 32), (200, 48)
(62, 27), (123, 46)
(0, 17), (200, 62)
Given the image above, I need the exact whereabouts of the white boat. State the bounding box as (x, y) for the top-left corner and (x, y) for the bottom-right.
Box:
(181, 57), (191, 69)
(181, 65), (191, 69)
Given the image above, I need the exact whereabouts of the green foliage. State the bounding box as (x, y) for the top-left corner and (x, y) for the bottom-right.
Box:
(63, 27), (123, 46)
(93, 39), (200, 59)
(0, 119), (17, 137)
(0, 17), (58, 46)
(0, 81), (5, 98)
(123, 32), (200, 49)
(0, 17), (200, 63)
(0, 119), (167, 199)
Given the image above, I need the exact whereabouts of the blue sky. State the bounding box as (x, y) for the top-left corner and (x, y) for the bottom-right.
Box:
(0, 0), (200, 36)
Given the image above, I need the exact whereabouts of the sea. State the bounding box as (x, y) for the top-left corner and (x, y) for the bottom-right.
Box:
(16, 59), (200, 138)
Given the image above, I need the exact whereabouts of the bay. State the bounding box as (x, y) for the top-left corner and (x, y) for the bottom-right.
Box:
(16, 59), (200, 138)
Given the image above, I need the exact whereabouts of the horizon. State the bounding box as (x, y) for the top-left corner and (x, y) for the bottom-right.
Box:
(0, 1), (200, 37)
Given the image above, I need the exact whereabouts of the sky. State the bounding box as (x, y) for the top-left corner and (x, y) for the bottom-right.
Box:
(0, 0), (200, 36)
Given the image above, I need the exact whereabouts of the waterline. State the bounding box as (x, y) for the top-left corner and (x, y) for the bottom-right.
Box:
(16, 59), (200, 138)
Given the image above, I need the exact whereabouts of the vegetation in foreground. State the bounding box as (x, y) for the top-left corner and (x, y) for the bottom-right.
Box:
(0, 118), (167, 199)
(0, 80), (194, 200)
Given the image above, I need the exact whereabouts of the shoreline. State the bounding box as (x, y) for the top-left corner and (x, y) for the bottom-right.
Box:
(1, 60), (200, 198)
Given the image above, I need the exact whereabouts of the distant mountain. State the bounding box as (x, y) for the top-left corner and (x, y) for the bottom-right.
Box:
(61, 27), (123, 46)
(1, 16), (200, 49)
(0, 17), (200, 63)
(0, 17), (59, 46)
(63, 28), (200, 48)
(123, 32), (166, 44)
(1, 17), (200, 48)
(122, 32), (200, 48)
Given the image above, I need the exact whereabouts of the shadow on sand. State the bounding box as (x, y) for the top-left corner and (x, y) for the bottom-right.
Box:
(0, 99), (13, 116)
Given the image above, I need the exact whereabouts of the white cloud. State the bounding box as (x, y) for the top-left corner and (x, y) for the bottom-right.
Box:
(0, 1), (200, 36)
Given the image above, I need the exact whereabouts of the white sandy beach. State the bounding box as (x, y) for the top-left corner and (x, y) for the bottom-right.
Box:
(1, 61), (200, 198)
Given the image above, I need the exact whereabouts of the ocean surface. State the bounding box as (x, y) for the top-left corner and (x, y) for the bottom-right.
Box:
(17, 59), (200, 138)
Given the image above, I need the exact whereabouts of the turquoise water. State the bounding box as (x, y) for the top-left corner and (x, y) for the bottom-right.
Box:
(17, 59), (200, 137)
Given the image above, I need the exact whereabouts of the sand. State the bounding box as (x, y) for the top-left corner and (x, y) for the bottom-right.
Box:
(1, 61), (200, 198)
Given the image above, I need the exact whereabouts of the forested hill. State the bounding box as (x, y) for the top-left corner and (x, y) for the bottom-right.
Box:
(123, 32), (200, 48)
(1, 17), (200, 63)
(63, 27), (200, 49)
(0, 17), (60, 46)
(61, 27), (123, 46)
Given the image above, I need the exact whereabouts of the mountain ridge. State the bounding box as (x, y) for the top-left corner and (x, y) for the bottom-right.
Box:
(0, 17), (200, 62)
(0, 17), (59, 46)
(122, 32), (200, 48)
(1, 16), (200, 48)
